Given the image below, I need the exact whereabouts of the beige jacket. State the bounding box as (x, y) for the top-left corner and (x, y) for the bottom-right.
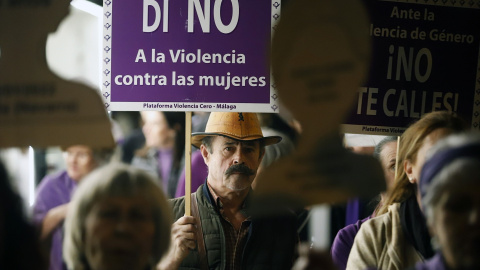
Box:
(346, 203), (422, 270)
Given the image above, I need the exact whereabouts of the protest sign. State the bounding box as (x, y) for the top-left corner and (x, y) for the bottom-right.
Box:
(343, 0), (480, 135)
(255, 0), (385, 209)
(103, 0), (280, 112)
(0, 1), (114, 148)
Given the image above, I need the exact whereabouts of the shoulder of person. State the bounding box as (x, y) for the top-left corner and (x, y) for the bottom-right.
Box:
(352, 203), (402, 250)
(347, 203), (407, 270)
(361, 203), (401, 230)
(168, 186), (208, 220)
(35, 170), (69, 193)
(133, 146), (155, 159)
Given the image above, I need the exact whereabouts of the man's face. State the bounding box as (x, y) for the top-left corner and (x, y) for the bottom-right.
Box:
(202, 136), (264, 193)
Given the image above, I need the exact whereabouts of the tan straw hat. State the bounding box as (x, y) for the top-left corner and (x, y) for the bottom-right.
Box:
(191, 112), (282, 148)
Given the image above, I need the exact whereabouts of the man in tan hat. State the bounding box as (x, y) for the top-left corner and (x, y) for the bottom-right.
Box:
(158, 112), (298, 270)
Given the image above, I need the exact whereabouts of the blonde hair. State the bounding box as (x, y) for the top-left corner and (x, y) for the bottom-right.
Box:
(376, 111), (467, 216)
(63, 162), (172, 270)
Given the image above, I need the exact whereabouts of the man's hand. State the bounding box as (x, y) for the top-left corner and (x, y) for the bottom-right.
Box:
(157, 216), (197, 270)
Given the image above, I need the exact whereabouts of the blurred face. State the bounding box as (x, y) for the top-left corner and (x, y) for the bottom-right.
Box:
(202, 136), (264, 193)
(141, 111), (175, 149)
(84, 195), (156, 270)
(406, 128), (451, 186)
(65, 145), (96, 182)
(431, 183), (480, 269)
(379, 141), (397, 191)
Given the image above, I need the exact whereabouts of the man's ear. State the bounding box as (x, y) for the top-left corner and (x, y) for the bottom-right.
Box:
(200, 145), (210, 165)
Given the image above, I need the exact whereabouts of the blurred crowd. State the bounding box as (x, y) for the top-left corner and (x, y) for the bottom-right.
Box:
(1, 0), (479, 270)
(1, 110), (479, 270)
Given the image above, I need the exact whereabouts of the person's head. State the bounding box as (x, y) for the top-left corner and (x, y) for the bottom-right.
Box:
(192, 112), (281, 193)
(0, 159), (46, 270)
(141, 111), (185, 149)
(140, 111), (185, 170)
(63, 163), (172, 270)
(377, 111), (467, 215)
(373, 136), (398, 193)
(420, 132), (480, 269)
(64, 145), (111, 182)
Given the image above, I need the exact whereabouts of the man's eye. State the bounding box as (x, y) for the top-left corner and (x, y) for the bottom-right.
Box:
(225, 147), (232, 151)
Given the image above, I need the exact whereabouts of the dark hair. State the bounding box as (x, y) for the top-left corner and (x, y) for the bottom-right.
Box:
(202, 136), (214, 153)
(163, 112), (186, 177)
(0, 160), (46, 270)
(257, 113), (299, 144)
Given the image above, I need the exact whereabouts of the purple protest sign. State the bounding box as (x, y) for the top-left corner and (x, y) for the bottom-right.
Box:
(103, 0), (281, 112)
(342, 0), (480, 135)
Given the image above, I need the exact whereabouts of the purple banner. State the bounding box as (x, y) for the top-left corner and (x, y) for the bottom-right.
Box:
(103, 0), (281, 112)
(343, 0), (480, 135)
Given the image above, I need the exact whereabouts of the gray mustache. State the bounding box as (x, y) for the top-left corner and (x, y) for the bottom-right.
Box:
(225, 164), (255, 176)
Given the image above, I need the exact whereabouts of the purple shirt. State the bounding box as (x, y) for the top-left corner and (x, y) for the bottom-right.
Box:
(414, 253), (448, 270)
(345, 198), (363, 226)
(157, 148), (173, 192)
(331, 217), (370, 270)
(175, 150), (208, 197)
(33, 170), (77, 270)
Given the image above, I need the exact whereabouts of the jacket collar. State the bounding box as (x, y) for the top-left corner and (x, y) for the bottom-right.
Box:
(201, 179), (253, 216)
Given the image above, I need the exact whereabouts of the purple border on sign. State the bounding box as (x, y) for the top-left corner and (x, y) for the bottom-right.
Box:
(108, 0), (273, 105)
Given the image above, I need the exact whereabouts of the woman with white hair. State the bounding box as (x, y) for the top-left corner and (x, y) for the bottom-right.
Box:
(63, 163), (172, 270)
(414, 132), (480, 270)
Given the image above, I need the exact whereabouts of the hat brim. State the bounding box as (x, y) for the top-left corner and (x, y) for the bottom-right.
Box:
(191, 132), (282, 148)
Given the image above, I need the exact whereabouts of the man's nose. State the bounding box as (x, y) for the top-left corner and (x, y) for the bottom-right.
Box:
(232, 148), (244, 164)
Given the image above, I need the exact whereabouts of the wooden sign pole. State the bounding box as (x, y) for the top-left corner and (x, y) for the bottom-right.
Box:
(184, 112), (192, 216)
(395, 136), (401, 180)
